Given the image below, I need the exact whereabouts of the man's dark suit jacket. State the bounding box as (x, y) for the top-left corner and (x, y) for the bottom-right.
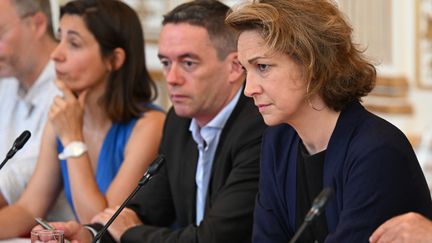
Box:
(100, 93), (265, 242)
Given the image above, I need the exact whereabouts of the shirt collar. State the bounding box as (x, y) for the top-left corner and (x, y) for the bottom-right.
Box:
(189, 86), (243, 145)
(17, 61), (56, 114)
(21, 61), (55, 100)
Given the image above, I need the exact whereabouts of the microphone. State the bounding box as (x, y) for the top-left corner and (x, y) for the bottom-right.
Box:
(0, 130), (32, 171)
(289, 187), (334, 243)
(92, 154), (166, 242)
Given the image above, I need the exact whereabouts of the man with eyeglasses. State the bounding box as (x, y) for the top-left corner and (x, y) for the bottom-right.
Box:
(0, 0), (73, 222)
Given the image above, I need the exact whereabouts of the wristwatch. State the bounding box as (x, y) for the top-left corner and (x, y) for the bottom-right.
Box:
(58, 141), (88, 160)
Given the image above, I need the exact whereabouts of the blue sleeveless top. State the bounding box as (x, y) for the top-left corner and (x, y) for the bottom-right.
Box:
(57, 119), (137, 218)
(57, 104), (164, 218)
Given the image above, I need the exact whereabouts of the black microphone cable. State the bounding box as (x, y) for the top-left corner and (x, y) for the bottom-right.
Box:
(92, 154), (166, 243)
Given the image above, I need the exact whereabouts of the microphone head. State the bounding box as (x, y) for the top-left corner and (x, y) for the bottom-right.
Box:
(147, 154), (166, 176)
(3, 130), (32, 163)
(312, 187), (334, 209)
(14, 130), (31, 150)
(138, 154), (166, 186)
(304, 187), (334, 222)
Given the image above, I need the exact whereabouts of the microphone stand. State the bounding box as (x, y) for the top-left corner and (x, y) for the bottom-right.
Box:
(0, 148), (20, 170)
(289, 187), (334, 243)
(290, 221), (308, 243)
(0, 159), (9, 171)
(0, 159), (10, 171)
(92, 154), (165, 242)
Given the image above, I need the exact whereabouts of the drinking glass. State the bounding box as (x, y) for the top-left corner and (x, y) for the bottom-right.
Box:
(31, 229), (64, 243)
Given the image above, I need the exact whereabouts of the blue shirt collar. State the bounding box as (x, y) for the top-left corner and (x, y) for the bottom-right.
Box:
(189, 86), (243, 145)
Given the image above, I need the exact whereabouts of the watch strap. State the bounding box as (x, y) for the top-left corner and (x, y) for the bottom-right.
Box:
(58, 141), (88, 160)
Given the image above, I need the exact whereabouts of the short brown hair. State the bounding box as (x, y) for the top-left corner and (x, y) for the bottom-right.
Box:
(226, 0), (376, 111)
(163, 0), (238, 60)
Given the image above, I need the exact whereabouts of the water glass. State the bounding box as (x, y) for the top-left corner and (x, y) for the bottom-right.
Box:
(31, 229), (64, 243)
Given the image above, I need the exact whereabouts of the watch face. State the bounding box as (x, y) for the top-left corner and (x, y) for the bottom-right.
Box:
(71, 144), (84, 155)
(59, 141), (88, 160)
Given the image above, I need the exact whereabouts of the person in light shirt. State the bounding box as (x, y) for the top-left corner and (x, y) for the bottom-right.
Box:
(0, 0), (74, 223)
(0, 0), (164, 238)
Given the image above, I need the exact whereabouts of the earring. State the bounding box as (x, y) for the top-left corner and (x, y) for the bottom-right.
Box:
(306, 81), (324, 111)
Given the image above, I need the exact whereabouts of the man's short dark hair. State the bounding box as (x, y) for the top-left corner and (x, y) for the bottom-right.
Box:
(163, 0), (238, 60)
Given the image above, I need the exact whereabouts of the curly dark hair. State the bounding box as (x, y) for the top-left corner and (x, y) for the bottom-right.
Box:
(226, 0), (376, 111)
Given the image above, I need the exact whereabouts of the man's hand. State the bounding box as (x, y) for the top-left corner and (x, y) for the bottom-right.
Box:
(32, 220), (93, 243)
(370, 212), (432, 243)
(91, 207), (143, 242)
